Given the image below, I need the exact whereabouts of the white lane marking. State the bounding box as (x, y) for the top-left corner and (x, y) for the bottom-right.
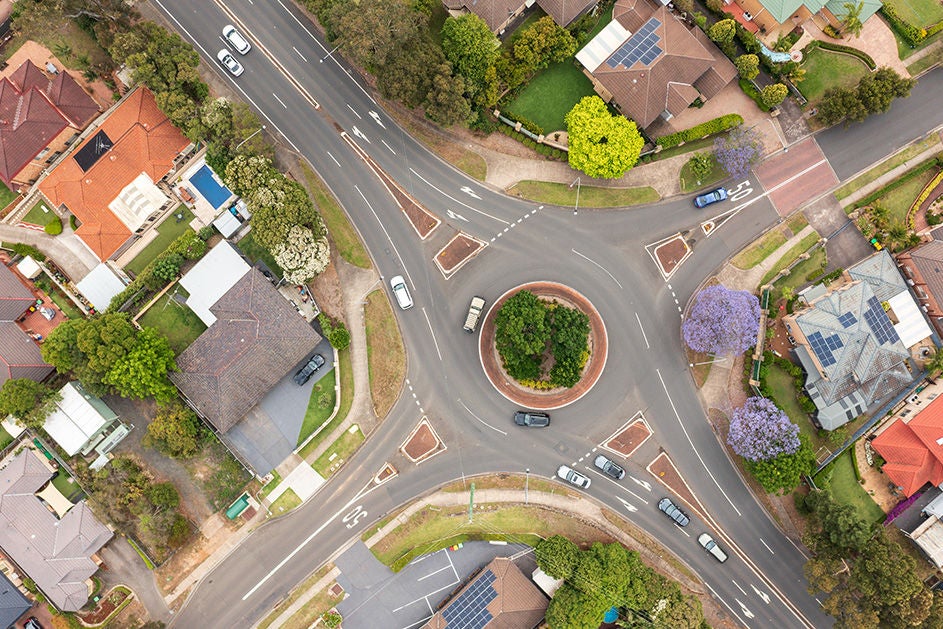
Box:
(751, 584), (771, 604)
(759, 538), (775, 554)
(732, 580), (747, 596)
(382, 139), (397, 155)
(409, 168), (508, 224)
(584, 467), (649, 504)
(346, 103), (362, 119)
(352, 126), (370, 143)
(460, 186), (482, 199)
(326, 151), (341, 168)
(634, 312), (650, 349)
(705, 582), (749, 627)
(458, 400), (507, 436)
(354, 185), (413, 287)
(417, 565), (451, 581)
(369, 111), (386, 128)
(150, 0), (300, 154)
(292, 46), (308, 62)
(629, 476), (651, 491)
(571, 249), (623, 289)
(616, 496), (637, 512)
(421, 308), (442, 361)
(271, 92), (288, 109)
(655, 369), (742, 516)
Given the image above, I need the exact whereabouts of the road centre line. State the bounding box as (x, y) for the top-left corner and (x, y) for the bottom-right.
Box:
(570, 249), (623, 289)
(421, 308), (442, 361)
(409, 169), (509, 224)
(353, 185), (414, 288)
(271, 92), (288, 109)
(292, 46), (308, 62)
(347, 103), (361, 118)
(458, 400), (507, 435)
(760, 538), (775, 554)
(635, 312), (650, 349)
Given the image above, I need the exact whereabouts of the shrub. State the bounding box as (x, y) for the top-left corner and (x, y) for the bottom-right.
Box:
(880, 5), (925, 46)
(739, 78), (771, 112)
(502, 110), (545, 136)
(44, 217), (63, 235)
(198, 226), (215, 240)
(8, 243), (46, 261)
(693, 12), (708, 29)
(69, 215), (79, 230)
(808, 40), (876, 69)
(318, 312), (351, 350)
(152, 254), (183, 282)
(654, 113), (743, 148)
(735, 54), (760, 80)
(761, 83), (789, 108)
(928, 20), (943, 37)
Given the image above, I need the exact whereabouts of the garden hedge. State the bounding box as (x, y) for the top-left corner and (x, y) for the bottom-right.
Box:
(654, 113), (743, 148)
(501, 110), (545, 136)
(738, 78), (772, 113)
(880, 5), (926, 45)
(854, 156), (943, 208)
(805, 40), (876, 69)
(44, 217), (63, 235)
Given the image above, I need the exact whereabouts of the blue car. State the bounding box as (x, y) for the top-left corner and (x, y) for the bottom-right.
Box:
(693, 187), (728, 208)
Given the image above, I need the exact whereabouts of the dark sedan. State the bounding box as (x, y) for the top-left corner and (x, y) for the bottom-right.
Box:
(514, 411), (550, 427)
(293, 353), (325, 385)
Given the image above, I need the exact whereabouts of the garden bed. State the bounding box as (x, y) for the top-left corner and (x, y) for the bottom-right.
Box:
(124, 207), (193, 275)
(78, 586), (132, 625)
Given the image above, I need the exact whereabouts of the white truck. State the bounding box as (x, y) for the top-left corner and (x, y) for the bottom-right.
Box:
(463, 296), (486, 333)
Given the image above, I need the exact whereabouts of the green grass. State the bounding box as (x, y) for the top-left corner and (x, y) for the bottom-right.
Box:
(269, 488), (301, 516)
(236, 231), (283, 276)
(297, 369), (336, 446)
(798, 48), (869, 103)
(884, 0), (943, 29)
(731, 228), (788, 270)
(504, 61), (596, 133)
(831, 134), (943, 201)
(22, 200), (57, 226)
(679, 156), (726, 193)
(760, 233), (822, 286)
(312, 426), (364, 478)
(299, 162), (371, 269)
(507, 180), (659, 208)
(51, 471), (79, 500)
(765, 363), (822, 447)
(0, 426), (12, 451)
(136, 288), (206, 355)
(877, 167), (938, 225)
(124, 207), (194, 275)
(298, 348), (354, 459)
(787, 214), (809, 234)
(816, 450), (885, 523)
(769, 246), (827, 301)
(260, 471), (282, 499)
(907, 47), (943, 75)
(126, 537), (155, 570)
(891, 15), (943, 58)
(0, 180), (16, 210)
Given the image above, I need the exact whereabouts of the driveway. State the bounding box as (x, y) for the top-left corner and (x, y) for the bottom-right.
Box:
(98, 536), (171, 623)
(801, 194), (873, 272)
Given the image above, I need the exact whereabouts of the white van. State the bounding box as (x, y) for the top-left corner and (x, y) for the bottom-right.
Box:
(698, 533), (728, 563)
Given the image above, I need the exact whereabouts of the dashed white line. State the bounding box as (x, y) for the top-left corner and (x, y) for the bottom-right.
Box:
(292, 46), (308, 62)
(635, 312), (650, 349)
(271, 92), (288, 109)
(326, 151), (341, 168)
(382, 139), (397, 155)
(732, 580), (748, 596)
(354, 185), (412, 287)
(759, 538), (775, 554)
(421, 308), (442, 361)
(346, 103), (361, 119)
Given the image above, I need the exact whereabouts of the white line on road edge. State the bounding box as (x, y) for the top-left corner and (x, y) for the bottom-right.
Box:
(655, 369), (742, 517)
(571, 249), (623, 289)
(421, 308), (442, 361)
(353, 184), (414, 288)
(458, 400), (507, 435)
(409, 168), (509, 225)
(635, 312), (650, 349)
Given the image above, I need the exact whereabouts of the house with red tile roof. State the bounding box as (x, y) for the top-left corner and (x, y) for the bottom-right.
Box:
(872, 395), (943, 497)
(38, 87), (190, 261)
(0, 59), (100, 191)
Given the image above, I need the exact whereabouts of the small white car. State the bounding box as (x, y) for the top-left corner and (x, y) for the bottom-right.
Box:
(557, 465), (591, 489)
(217, 49), (244, 77)
(223, 25), (251, 54)
(698, 533), (728, 563)
(390, 275), (413, 310)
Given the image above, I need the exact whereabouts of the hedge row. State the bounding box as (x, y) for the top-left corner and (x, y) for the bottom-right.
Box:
(854, 157), (943, 208)
(805, 40), (876, 69)
(880, 5), (926, 46)
(654, 113), (743, 149)
(497, 125), (567, 161)
(739, 79), (772, 113)
(501, 110), (545, 136)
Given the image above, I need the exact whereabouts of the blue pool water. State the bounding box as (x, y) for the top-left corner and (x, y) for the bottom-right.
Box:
(189, 164), (232, 209)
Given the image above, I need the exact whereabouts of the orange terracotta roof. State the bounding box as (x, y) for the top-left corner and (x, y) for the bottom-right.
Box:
(873, 396), (943, 496)
(38, 87), (189, 260)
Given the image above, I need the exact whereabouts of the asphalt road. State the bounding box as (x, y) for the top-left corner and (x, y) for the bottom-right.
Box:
(149, 1), (943, 627)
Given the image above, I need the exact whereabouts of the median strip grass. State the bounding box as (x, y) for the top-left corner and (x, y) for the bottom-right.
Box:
(299, 162), (372, 269)
(731, 227), (788, 270)
(507, 180), (659, 208)
(365, 290), (405, 418)
(760, 232), (822, 286)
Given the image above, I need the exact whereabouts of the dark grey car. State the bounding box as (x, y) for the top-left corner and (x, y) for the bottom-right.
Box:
(514, 411), (550, 427)
(658, 497), (690, 527)
(293, 353), (325, 385)
(594, 455), (625, 480)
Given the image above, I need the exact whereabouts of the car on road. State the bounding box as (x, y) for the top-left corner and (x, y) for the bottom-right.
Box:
(557, 465), (591, 489)
(693, 187), (728, 208)
(390, 275), (413, 310)
(463, 296), (486, 333)
(594, 455), (625, 480)
(658, 497), (690, 526)
(223, 25), (251, 54)
(293, 353), (325, 385)
(514, 411), (550, 427)
(217, 49), (244, 76)
(698, 533), (728, 562)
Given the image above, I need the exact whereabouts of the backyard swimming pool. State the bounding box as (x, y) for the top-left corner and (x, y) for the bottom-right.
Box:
(189, 164), (233, 209)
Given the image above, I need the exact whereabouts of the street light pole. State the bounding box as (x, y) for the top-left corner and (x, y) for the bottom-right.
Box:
(320, 43), (341, 63)
(235, 125), (266, 152)
(689, 356), (728, 367)
(525, 468), (530, 505)
(569, 177), (581, 216)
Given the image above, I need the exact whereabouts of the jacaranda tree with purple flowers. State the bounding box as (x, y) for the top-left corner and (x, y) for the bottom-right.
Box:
(713, 125), (764, 179)
(682, 285), (760, 355)
(728, 397), (800, 462)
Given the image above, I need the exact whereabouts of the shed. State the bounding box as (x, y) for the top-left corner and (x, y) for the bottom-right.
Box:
(42, 381), (122, 457)
(75, 263), (126, 312)
(16, 255), (42, 280)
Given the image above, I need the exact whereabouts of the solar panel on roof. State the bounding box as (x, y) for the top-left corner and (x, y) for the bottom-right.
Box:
(808, 330), (843, 368)
(838, 312), (857, 328)
(604, 17), (663, 68)
(74, 130), (113, 172)
(863, 296), (900, 345)
(441, 571), (498, 629)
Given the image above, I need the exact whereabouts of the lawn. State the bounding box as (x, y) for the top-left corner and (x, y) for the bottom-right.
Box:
(124, 207), (194, 275)
(269, 489), (301, 517)
(884, 0), (943, 28)
(765, 363), (820, 445)
(312, 425), (364, 478)
(507, 180), (659, 207)
(136, 288), (206, 355)
(816, 450), (885, 524)
(297, 369), (336, 446)
(797, 48), (869, 103)
(833, 135), (941, 200)
(298, 162), (371, 269)
(51, 470), (81, 501)
(877, 167), (938, 225)
(236, 231), (283, 276)
(299, 348), (354, 458)
(760, 233), (822, 286)
(679, 156), (727, 193)
(0, 180), (16, 210)
(260, 471), (282, 499)
(769, 246), (828, 301)
(504, 60), (596, 133)
(365, 290), (405, 418)
(22, 200), (57, 227)
(0, 426), (12, 451)
(731, 227), (788, 270)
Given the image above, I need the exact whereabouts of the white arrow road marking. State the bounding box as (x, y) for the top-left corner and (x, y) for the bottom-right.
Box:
(459, 186), (482, 199)
(616, 497), (637, 513)
(736, 599), (755, 619)
(446, 210), (469, 222)
(629, 476), (651, 491)
(751, 584), (770, 604)
(369, 111), (386, 128)
(352, 126), (370, 143)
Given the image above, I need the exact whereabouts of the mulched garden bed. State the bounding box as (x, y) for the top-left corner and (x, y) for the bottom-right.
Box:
(435, 233), (484, 275)
(78, 586), (131, 625)
(648, 452), (704, 518)
(654, 236), (689, 277)
(402, 420), (442, 462)
(606, 420), (652, 458)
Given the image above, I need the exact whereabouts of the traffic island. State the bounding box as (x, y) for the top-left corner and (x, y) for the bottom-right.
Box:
(373, 463), (397, 485)
(433, 231), (486, 279)
(400, 417), (446, 464)
(647, 452), (705, 519)
(647, 233), (691, 280)
(603, 414), (653, 459)
(478, 281), (608, 410)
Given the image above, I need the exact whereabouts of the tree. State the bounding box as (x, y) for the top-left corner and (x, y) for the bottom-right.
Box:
(817, 86), (868, 125)
(104, 327), (177, 401)
(687, 152), (713, 182)
(330, 0), (427, 69)
(735, 54), (760, 80)
(0, 379), (60, 430)
(143, 402), (204, 458)
(440, 14), (498, 97)
(682, 284), (761, 355)
(272, 225), (331, 283)
(762, 83), (789, 108)
(728, 397), (801, 461)
(494, 290), (550, 380)
(707, 19), (737, 43)
(42, 313), (139, 395)
(545, 583), (610, 629)
(713, 125), (764, 179)
(747, 434), (816, 493)
(536, 535), (581, 579)
(423, 64), (472, 126)
(152, 254), (183, 283)
(377, 35), (445, 108)
(924, 348), (943, 378)
(857, 68), (915, 116)
(511, 16), (577, 75)
(839, 1), (865, 37)
(548, 305), (590, 388)
(224, 154), (276, 197)
(565, 96), (644, 179)
(247, 175), (325, 250)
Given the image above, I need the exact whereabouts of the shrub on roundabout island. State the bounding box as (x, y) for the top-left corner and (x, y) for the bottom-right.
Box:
(494, 290), (590, 388)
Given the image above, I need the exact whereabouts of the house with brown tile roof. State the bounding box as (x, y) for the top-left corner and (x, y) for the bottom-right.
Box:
(442, 0), (597, 34)
(0, 450), (112, 612)
(575, 0), (737, 129)
(422, 557), (548, 629)
(171, 267), (322, 434)
(0, 59), (100, 191)
(897, 236), (943, 339)
(38, 87), (190, 261)
(872, 395), (943, 497)
(0, 262), (52, 388)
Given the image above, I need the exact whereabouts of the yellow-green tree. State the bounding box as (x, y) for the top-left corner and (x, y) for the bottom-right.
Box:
(565, 96), (644, 179)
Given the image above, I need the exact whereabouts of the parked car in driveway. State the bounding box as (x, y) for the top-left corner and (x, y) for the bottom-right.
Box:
(698, 533), (728, 562)
(693, 187), (728, 208)
(594, 455), (625, 480)
(25, 618), (43, 629)
(390, 275), (413, 310)
(293, 353), (325, 385)
(223, 24), (251, 54)
(557, 465), (591, 489)
(658, 497), (690, 526)
(514, 411), (550, 427)
(217, 49), (244, 76)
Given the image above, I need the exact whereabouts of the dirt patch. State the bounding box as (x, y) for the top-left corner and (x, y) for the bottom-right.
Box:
(308, 257), (344, 322)
(364, 289), (406, 418)
(376, 463), (396, 483)
(105, 595), (148, 629)
(434, 232), (486, 277)
(393, 183), (440, 239)
(77, 586), (131, 624)
(606, 419), (652, 458)
(648, 452), (704, 518)
(654, 236), (690, 278)
(401, 419), (444, 463)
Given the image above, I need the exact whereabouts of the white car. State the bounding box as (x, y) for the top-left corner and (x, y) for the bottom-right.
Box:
(390, 275), (413, 310)
(223, 25), (251, 54)
(217, 49), (244, 77)
(556, 465), (591, 489)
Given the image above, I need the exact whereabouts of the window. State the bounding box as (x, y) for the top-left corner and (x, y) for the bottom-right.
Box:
(35, 148), (49, 160)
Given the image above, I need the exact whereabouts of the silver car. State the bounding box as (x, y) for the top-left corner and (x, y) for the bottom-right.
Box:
(223, 25), (251, 54)
(217, 49), (244, 77)
(390, 275), (413, 310)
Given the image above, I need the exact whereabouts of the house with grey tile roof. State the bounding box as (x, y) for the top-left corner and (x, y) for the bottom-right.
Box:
(0, 263), (53, 388)
(0, 450), (112, 612)
(0, 569), (30, 629)
(898, 238), (943, 339)
(170, 267), (321, 434)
